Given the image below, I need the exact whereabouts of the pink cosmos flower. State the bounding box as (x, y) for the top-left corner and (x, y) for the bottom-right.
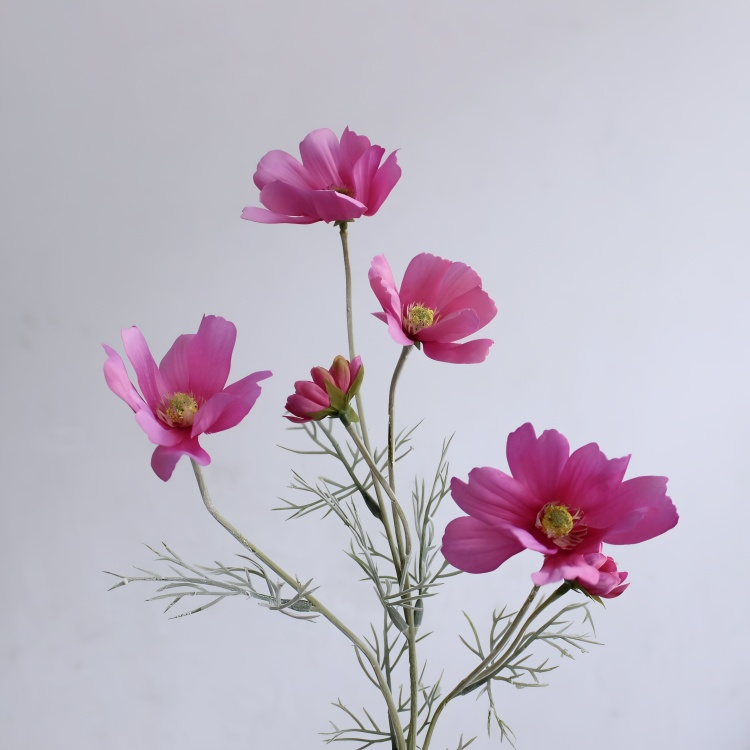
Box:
(103, 315), (271, 481)
(285, 355), (363, 424)
(442, 423), (678, 589)
(241, 127), (401, 225)
(369, 253), (497, 364)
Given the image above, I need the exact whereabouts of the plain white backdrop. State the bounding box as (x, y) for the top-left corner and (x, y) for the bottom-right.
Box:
(2, 1), (749, 748)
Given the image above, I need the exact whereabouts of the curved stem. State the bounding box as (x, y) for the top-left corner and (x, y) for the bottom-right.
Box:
(191, 460), (406, 750)
(387, 346), (411, 490)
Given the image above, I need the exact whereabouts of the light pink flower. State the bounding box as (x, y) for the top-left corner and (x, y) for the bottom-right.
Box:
(442, 423), (678, 588)
(103, 315), (271, 481)
(369, 253), (497, 364)
(241, 127), (401, 225)
(285, 355), (363, 424)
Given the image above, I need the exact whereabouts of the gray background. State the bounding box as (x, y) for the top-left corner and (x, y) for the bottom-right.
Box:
(2, 1), (748, 748)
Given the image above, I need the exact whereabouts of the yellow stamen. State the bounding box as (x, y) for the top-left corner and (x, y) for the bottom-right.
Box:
(159, 392), (199, 428)
(535, 503), (586, 550)
(404, 303), (436, 335)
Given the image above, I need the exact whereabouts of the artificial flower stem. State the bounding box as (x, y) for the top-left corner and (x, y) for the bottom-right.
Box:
(339, 222), (388, 526)
(190, 460), (406, 750)
(342, 423), (412, 561)
(422, 586), (541, 750)
(387, 346), (412, 563)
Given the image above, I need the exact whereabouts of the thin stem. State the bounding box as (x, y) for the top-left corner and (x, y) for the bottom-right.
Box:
(342, 423), (412, 561)
(387, 346), (412, 490)
(422, 586), (541, 750)
(191, 460), (406, 750)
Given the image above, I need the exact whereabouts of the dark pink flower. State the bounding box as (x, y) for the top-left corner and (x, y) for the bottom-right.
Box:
(103, 315), (271, 481)
(442, 423), (678, 588)
(538, 552), (629, 599)
(369, 253), (497, 364)
(241, 127), (401, 225)
(285, 355), (363, 424)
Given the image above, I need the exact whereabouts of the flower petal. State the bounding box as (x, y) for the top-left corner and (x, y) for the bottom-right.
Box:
(416, 309), (481, 342)
(193, 370), (271, 435)
(122, 326), (171, 411)
(422, 338), (493, 363)
(134, 409), (184, 447)
(442, 516), (525, 573)
(366, 150), (401, 216)
(400, 253), (450, 310)
(532, 552), (601, 587)
(102, 344), (145, 413)
(506, 424), (570, 503)
(298, 128), (342, 187)
(187, 315), (236, 399)
(151, 439), (210, 482)
(159, 333), (194, 392)
(308, 190), (367, 223)
(253, 149), (311, 191)
(602, 476), (679, 544)
(557, 443), (630, 512)
(240, 206), (318, 224)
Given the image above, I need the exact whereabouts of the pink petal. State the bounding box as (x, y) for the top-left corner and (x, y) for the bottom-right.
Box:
(193, 370), (272, 435)
(557, 443), (630, 511)
(369, 255), (401, 317)
(159, 333), (194, 392)
(437, 286), (497, 328)
(134, 409), (184, 447)
(240, 206), (318, 224)
(422, 338), (493, 363)
(506, 424), (570, 503)
(187, 315), (236, 399)
(349, 145), (384, 208)
(442, 516), (525, 573)
(298, 128), (342, 187)
(339, 127), (371, 179)
(431, 260), (482, 309)
(450, 469), (539, 529)
(253, 149), (311, 191)
(366, 150), (401, 216)
(151, 440), (210, 482)
(416, 309), (481, 342)
(400, 253), (451, 310)
(308, 190), (367, 223)
(102, 344), (145, 413)
(259, 181), (317, 218)
(532, 553), (601, 587)
(122, 326), (171, 411)
(602, 476), (679, 544)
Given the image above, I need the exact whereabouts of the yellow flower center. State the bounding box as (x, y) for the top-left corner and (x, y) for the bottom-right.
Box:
(535, 503), (586, 550)
(329, 184), (355, 198)
(404, 303), (436, 335)
(158, 392), (199, 428)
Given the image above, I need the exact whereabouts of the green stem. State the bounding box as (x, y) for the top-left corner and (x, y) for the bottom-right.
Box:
(191, 460), (406, 750)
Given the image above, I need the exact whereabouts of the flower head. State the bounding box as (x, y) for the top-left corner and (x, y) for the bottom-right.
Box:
(441, 423), (678, 589)
(285, 355), (363, 424)
(241, 127), (401, 225)
(103, 315), (271, 481)
(369, 253), (497, 364)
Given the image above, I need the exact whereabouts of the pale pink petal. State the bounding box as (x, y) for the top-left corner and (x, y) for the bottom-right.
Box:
(557, 443), (630, 511)
(532, 553), (601, 587)
(416, 309), (481, 342)
(602, 476), (678, 544)
(122, 327), (171, 411)
(366, 151), (401, 216)
(422, 338), (493, 364)
(450, 469), (539, 528)
(187, 316), (235, 399)
(349, 145), (384, 208)
(159, 333), (194, 392)
(437, 286), (497, 328)
(298, 128), (342, 187)
(506, 424), (569, 502)
(311, 367), (334, 390)
(134, 409), (184, 447)
(253, 149), (311, 190)
(194, 370), (272, 435)
(102, 344), (145, 413)
(339, 127), (371, 180)
(442, 517), (525, 573)
(400, 253), (450, 310)
(240, 206), (318, 224)
(151, 440), (210, 482)
(259, 180), (317, 218)
(308, 190), (367, 223)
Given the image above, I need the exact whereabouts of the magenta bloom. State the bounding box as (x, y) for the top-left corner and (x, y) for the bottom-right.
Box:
(285, 355), (363, 424)
(369, 253), (497, 364)
(103, 315), (271, 481)
(442, 423), (678, 589)
(241, 127), (401, 225)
